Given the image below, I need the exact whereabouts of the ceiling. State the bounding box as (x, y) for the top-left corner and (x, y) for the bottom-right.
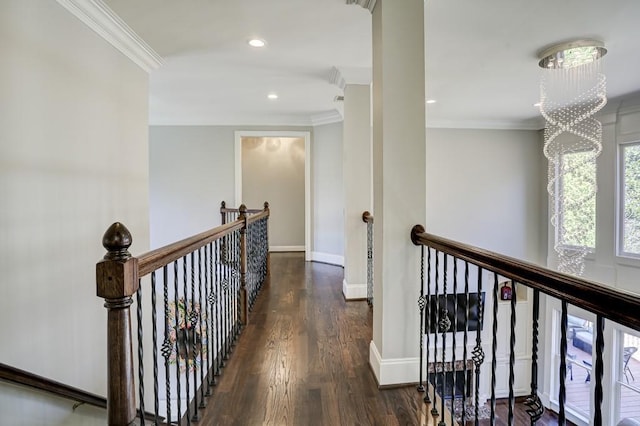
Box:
(104, 0), (640, 129)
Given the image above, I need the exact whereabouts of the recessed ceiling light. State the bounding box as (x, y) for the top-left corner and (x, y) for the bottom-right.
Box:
(426, 99), (437, 104)
(267, 93), (278, 100)
(248, 39), (266, 48)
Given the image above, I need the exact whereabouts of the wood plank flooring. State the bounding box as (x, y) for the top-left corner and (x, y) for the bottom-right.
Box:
(199, 252), (567, 425)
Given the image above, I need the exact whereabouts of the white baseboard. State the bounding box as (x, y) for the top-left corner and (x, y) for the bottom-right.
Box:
(310, 251), (344, 267)
(342, 279), (367, 300)
(369, 341), (419, 386)
(270, 245), (305, 252)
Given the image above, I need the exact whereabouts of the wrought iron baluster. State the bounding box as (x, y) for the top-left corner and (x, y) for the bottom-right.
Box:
(508, 281), (518, 424)
(151, 272), (159, 424)
(197, 249), (206, 408)
(418, 245), (426, 393)
(182, 257), (191, 426)
(462, 261), (470, 425)
(367, 220), (374, 306)
(136, 284), (146, 425)
(424, 247), (432, 404)
(558, 301), (567, 425)
(525, 289), (544, 424)
(215, 239), (223, 370)
(190, 252), (199, 421)
(204, 245), (212, 396)
(162, 266), (172, 424)
(594, 315), (605, 425)
(473, 267), (485, 426)
(431, 250), (440, 416)
(173, 261), (182, 425)
(451, 258), (458, 420)
(439, 254), (449, 426)
(224, 241), (230, 360)
(490, 273), (499, 424)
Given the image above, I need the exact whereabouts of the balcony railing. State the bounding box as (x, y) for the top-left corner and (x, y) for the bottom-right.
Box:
(411, 224), (640, 425)
(96, 203), (269, 425)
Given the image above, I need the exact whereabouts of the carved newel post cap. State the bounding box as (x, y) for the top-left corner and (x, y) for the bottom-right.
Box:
(102, 222), (133, 260)
(221, 200), (226, 208)
(239, 204), (247, 214)
(264, 201), (269, 209)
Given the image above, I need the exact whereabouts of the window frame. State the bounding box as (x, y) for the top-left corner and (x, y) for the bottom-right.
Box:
(617, 140), (640, 260)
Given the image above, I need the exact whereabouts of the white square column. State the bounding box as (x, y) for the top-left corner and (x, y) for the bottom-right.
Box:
(343, 84), (372, 300)
(370, 0), (426, 385)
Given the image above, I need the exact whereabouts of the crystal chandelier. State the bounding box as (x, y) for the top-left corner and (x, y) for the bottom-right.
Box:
(538, 40), (607, 276)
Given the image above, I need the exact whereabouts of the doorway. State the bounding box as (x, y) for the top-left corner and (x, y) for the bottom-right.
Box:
(234, 131), (311, 258)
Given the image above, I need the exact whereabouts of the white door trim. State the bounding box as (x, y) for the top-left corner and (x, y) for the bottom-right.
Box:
(234, 130), (311, 260)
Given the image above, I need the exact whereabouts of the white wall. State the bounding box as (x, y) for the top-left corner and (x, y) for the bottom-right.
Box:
(426, 128), (545, 263)
(149, 126), (235, 248)
(311, 122), (345, 265)
(0, 1), (150, 423)
(242, 137), (305, 248)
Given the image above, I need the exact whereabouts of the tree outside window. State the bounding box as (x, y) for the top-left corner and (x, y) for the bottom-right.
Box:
(622, 143), (640, 255)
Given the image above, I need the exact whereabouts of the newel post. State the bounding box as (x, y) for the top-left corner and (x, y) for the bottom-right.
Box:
(220, 200), (227, 225)
(238, 204), (249, 325)
(96, 223), (139, 426)
(264, 201), (271, 282)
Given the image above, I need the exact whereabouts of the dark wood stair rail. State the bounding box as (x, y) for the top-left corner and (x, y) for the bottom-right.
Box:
(96, 203), (270, 426)
(0, 362), (107, 409)
(410, 225), (640, 331)
(0, 363), (159, 420)
(411, 224), (640, 424)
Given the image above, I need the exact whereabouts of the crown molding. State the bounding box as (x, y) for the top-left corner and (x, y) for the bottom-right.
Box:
(427, 116), (545, 131)
(329, 67), (346, 90)
(330, 66), (371, 91)
(56, 0), (163, 73)
(346, 0), (377, 13)
(311, 110), (344, 126)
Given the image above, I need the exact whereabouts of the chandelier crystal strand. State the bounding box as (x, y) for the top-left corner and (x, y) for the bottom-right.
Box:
(540, 55), (606, 276)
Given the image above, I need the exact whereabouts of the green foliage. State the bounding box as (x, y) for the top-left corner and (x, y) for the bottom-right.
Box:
(559, 151), (596, 248)
(624, 144), (640, 254)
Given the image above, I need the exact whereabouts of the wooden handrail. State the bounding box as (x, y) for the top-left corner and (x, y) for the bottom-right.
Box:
(0, 363), (161, 420)
(411, 224), (640, 332)
(220, 201), (268, 215)
(0, 362), (107, 409)
(362, 211), (373, 224)
(138, 219), (243, 277)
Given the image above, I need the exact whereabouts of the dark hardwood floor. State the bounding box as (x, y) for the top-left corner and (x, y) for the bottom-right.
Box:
(200, 252), (567, 425)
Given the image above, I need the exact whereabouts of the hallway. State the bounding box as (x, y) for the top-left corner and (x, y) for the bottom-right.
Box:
(199, 253), (563, 425)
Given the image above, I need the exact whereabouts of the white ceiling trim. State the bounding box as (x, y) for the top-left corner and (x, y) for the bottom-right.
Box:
(345, 0), (377, 13)
(310, 110), (344, 127)
(56, 0), (163, 73)
(329, 67), (346, 91)
(149, 113), (316, 127)
(427, 117), (545, 131)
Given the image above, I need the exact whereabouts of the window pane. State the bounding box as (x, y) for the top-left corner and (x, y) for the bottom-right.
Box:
(564, 314), (593, 418)
(617, 332), (640, 421)
(559, 152), (596, 248)
(623, 144), (640, 254)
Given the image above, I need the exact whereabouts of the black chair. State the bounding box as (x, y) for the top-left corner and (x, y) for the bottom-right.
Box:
(623, 347), (637, 383)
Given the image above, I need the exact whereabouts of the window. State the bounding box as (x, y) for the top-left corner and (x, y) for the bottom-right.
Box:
(620, 142), (640, 256)
(616, 331), (640, 421)
(562, 314), (593, 420)
(558, 151), (597, 249)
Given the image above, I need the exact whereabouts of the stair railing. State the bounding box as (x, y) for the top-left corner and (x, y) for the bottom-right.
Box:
(96, 203), (269, 425)
(411, 225), (640, 425)
(362, 211), (374, 306)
